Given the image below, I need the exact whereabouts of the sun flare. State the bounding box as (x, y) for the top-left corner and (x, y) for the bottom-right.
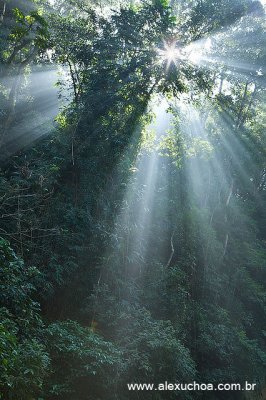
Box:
(158, 42), (181, 68)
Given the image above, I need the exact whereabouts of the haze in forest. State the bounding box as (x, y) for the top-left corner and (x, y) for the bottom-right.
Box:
(0, 0), (265, 399)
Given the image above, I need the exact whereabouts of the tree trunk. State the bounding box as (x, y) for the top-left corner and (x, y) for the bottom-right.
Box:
(237, 81), (249, 127)
(0, 1), (6, 23)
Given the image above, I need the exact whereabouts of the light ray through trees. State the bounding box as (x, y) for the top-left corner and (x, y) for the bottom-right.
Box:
(0, 66), (63, 160)
(98, 98), (172, 282)
(0, 1), (266, 397)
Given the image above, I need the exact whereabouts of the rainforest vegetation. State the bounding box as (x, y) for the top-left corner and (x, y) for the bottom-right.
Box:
(0, 0), (265, 399)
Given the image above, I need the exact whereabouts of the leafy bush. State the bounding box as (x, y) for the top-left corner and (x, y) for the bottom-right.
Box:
(45, 320), (123, 399)
(0, 238), (49, 399)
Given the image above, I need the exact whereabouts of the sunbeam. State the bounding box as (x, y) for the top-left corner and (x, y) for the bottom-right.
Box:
(0, 66), (62, 159)
(101, 97), (172, 281)
(0, 0), (266, 397)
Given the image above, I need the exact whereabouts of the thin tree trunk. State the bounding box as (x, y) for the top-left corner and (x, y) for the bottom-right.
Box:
(222, 179), (234, 260)
(222, 233), (229, 258)
(0, 1), (6, 23)
(237, 81), (249, 127)
(165, 230), (175, 268)
(226, 179), (234, 207)
(219, 74), (224, 94)
(239, 83), (257, 128)
(67, 58), (79, 102)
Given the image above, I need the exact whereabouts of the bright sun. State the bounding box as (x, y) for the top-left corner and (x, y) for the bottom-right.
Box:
(158, 42), (181, 68)
(158, 38), (213, 70)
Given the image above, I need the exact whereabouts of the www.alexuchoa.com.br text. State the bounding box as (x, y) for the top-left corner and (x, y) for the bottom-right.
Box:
(127, 381), (256, 392)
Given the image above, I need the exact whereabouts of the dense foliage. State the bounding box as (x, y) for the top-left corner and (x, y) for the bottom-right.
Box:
(0, 0), (265, 399)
